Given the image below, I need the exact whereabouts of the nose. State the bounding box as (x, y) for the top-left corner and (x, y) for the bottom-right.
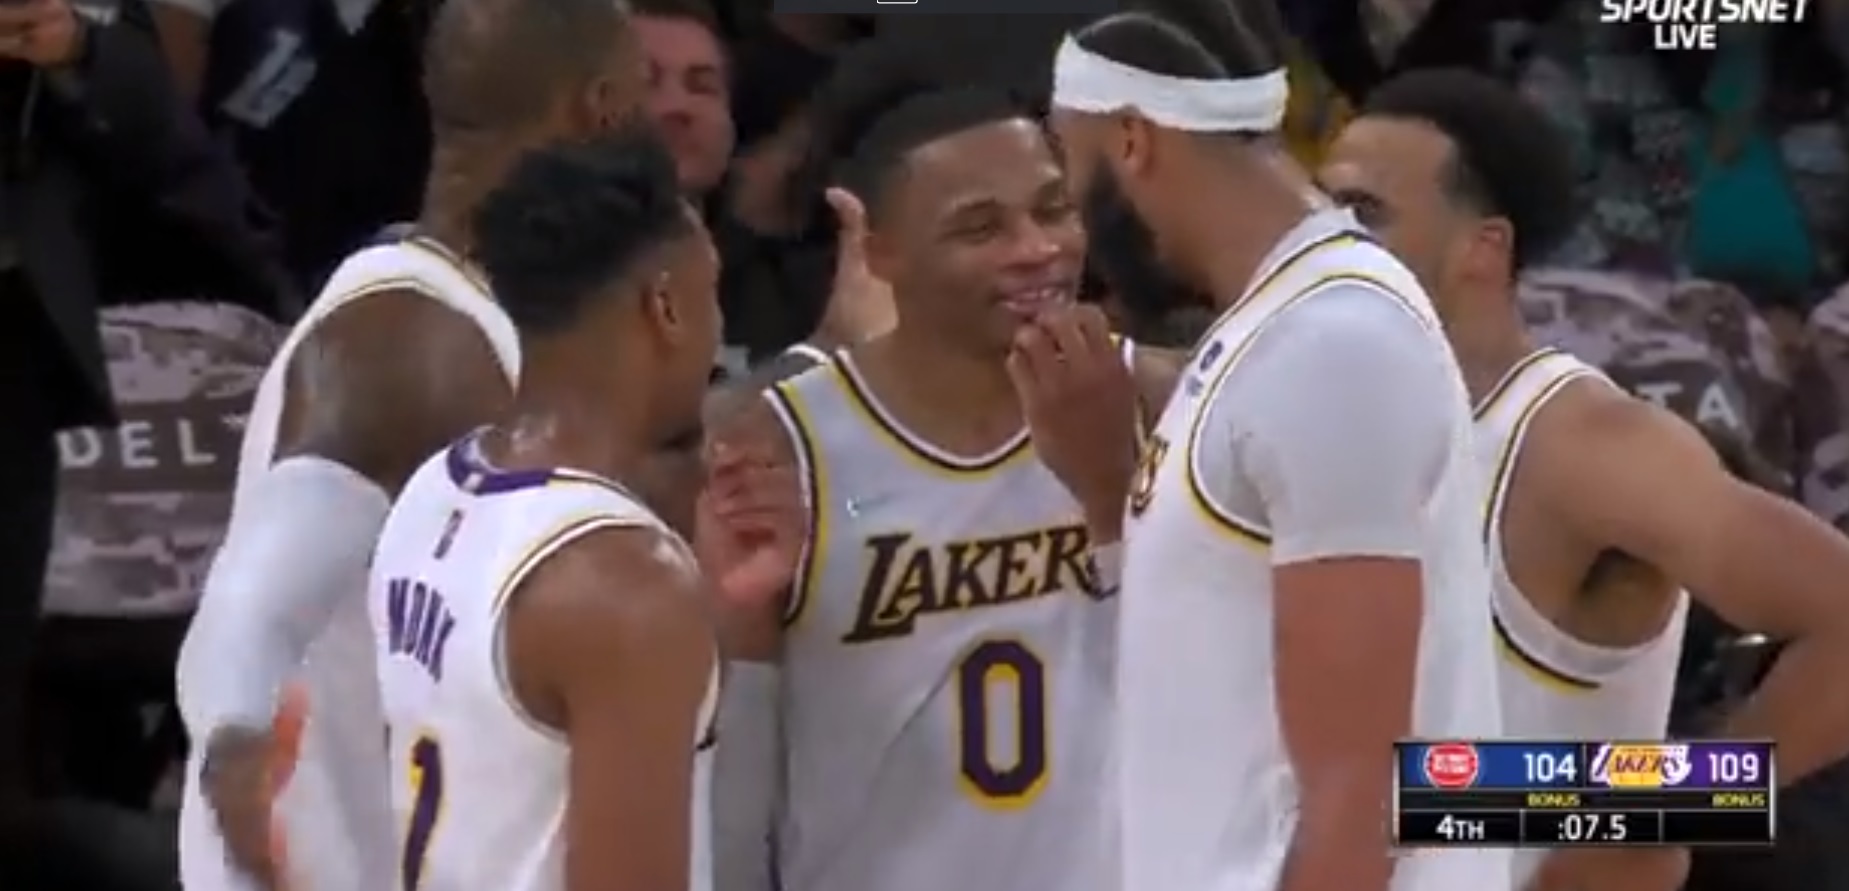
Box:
(1007, 220), (1064, 265)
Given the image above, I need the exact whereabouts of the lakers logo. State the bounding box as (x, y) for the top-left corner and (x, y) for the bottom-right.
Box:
(1589, 744), (1693, 788)
(1128, 434), (1168, 517)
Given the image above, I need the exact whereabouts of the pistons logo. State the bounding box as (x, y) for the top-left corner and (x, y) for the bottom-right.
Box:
(1422, 742), (1480, 789)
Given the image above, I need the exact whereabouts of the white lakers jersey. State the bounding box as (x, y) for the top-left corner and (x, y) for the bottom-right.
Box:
(177, 236), (518, 891)
(369, 433), (720, 891)
(1472, 348), (1687, 886)
(1117, 210), (1509, 891)
(765, 347), (1124, 891)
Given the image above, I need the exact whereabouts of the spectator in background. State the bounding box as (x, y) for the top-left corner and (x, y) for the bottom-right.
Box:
(146, 0), (432, 291)
(1796, 289), (1849, 534)
(1518, 10), (1849, 309)
(636, 0), (733, 201)
(0, 0), (283, 886)
(710, 19), (852, 365)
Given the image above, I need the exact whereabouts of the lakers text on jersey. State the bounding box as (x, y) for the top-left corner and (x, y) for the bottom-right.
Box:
(764, 347), (1123, 891)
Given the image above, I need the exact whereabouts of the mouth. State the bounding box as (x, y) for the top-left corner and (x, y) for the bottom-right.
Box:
(996, 281), (1077, 319)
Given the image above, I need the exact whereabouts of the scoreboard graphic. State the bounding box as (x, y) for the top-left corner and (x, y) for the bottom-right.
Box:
(1393, 740), (1775, 847)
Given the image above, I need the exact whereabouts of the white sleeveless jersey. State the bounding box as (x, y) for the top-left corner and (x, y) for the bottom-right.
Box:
(1472, 349), (1688, 887)
(1117, 211), (1509, 891)
(369, 434), (720, 891)
(177, 236), (519, 891)
(766, 346), (1125, 891)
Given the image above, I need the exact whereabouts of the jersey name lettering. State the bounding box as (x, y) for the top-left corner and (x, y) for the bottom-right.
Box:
(843, 523), (1093, 644)
(384, 578), (459, 682)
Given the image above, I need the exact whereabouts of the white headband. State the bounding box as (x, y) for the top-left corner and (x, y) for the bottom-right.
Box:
(1050, 36), (1289, 133)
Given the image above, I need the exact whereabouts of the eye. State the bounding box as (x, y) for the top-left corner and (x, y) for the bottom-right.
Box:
(1033, 197), (1077, 225)
(949, 219), (1003, 243)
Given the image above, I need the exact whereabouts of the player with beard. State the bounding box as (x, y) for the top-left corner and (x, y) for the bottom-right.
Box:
(1017, 1), (1509, 890)
(173, 0), (651, 886)
(1317, 68), (1849, 891)
(705, 57), (1181, 891)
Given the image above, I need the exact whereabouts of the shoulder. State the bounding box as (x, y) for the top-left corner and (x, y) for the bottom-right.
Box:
(280, 288), (512, 485)
(706, 374), (806, 468)
(1525, 378), (1720, 498)
(1239, 283), (1451, 397)
(508, 523), (713, 681)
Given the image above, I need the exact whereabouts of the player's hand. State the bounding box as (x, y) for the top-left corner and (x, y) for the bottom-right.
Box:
(813, 187), (896, 347)
(1524, 846), (1689, 891)
(1007, 304), (1137, 541)
(695, 439), (805, 610)
(202, 684), (306, 890)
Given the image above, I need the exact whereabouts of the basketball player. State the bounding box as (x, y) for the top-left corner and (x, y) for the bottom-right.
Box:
(1029, 3), (1509, 890)
(172, 0), (651, 886)
(371, 127), (785, 891)
(1317, 69), (1849, 890)
(705, 62), (1179, 891)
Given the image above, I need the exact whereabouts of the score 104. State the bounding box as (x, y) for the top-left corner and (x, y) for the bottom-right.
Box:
(1398, 741), (1773, 789)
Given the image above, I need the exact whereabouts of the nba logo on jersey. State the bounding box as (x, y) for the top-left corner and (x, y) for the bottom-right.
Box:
(1589, 744), (1692, 788)
(1421, 742), (1480, 789)
(1196, 340), (1225, 372)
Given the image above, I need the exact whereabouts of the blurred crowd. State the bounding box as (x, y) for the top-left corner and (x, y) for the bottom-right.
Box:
(6, 0), (1849, 888)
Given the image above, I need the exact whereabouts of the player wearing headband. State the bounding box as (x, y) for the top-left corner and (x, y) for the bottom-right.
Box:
(1022, 3), (1509, 891)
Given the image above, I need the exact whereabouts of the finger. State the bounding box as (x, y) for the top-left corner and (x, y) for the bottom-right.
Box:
(1035, 309), (1096, 368)
(269, 684), (307, 795)
(825, 187), (869, 244)
(1071, 304), (1118, 353)
(1007, 327), (1060, 398)
(713, 469), (803, 514)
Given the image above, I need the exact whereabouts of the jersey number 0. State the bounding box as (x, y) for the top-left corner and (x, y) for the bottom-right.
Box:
(955, 638), (1048, 805)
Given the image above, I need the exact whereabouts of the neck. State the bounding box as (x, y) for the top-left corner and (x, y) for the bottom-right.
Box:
(1186, 155), (1325, 308)
(1442, 285), (1538, 402)
(878, 327), (1017, 413)
(419, 138), (530, 256)
(499, 353), (655, 484)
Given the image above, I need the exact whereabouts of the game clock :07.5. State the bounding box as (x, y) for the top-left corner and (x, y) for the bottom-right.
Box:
(1527, 810), (1658, 844)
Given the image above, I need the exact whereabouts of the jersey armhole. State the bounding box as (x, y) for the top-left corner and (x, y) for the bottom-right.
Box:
(763, 382), (826, 627)
(488, 514), (653, 743)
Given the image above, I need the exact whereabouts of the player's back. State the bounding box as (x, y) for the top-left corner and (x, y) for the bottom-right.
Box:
(767, 351), (1120, 891)
(369, 431), (718, 891)
(177, 235), (518, 891)
(1472, 348), (1687, 886)
(1118, 212), (1508, 891)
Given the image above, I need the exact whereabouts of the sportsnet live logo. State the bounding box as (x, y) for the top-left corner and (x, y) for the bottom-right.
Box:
(1599, 0), (1810, 50)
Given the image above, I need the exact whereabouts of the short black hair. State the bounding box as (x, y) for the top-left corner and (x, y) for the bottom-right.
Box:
(793, 42), (1032, 221)
(423, 0), (632, 134)
(473, 128), (696, 336)
(1362, 68), (1579, 271)
(1070, 0), (1285, 130)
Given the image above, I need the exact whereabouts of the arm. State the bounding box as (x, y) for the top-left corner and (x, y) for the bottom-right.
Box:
(182, 293), (511, 870)
(1539, 393), (1849, 782)
(703, 391), (808, 891)
(508, 527), (718, 891)
(1233, 289), (1456, 891)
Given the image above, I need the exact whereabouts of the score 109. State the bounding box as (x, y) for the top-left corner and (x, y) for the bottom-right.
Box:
(1519, 745), (1766, 786)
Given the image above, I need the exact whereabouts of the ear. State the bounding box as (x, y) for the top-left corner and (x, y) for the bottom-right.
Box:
(1117, 113), (1156, 177)
(642, 270), (683, 340)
